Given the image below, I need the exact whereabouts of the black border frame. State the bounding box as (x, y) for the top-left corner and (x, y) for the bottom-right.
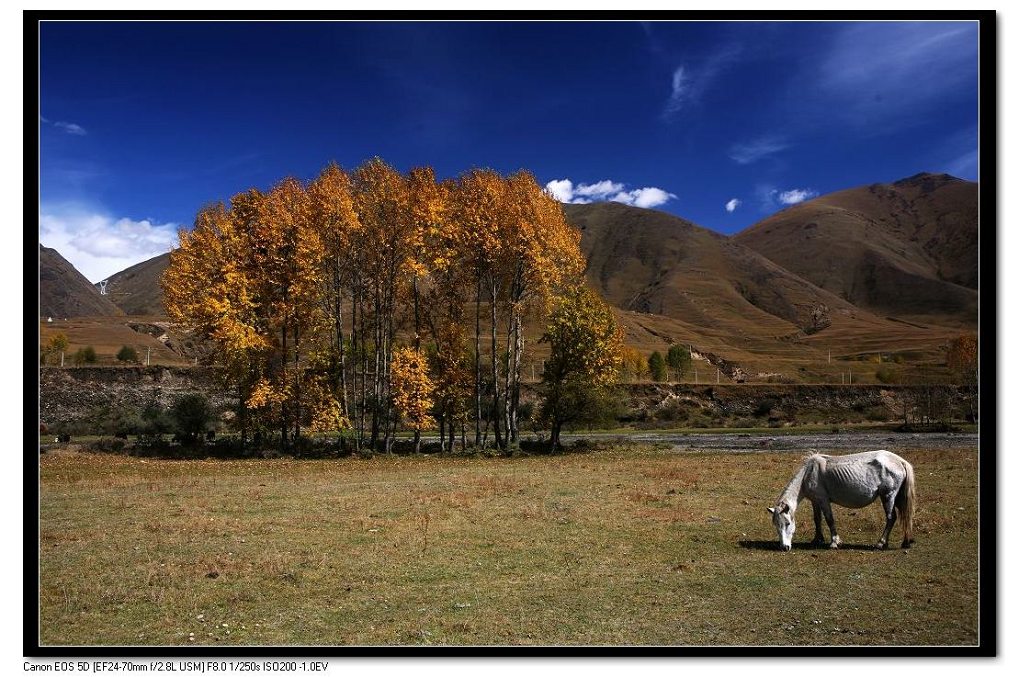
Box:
(25, 9), (998, 659)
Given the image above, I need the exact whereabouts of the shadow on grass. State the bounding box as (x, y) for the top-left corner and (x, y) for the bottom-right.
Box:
(738, 539), (880, 552)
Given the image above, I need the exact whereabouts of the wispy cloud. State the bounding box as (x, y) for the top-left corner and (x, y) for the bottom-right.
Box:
(546, 178), (677, 209)
(725, 198), (741, 213)
(815, 22), (977, 126)
(39, 203), (178, 282)
(776, 188), (817, 205)
(662, 44), (742, 119)
(42, 116), (88, 135)
(931, 125), (978, 181)
(729, 136), (789, 164)
(54, 121), (87, 136)
(664, 66), (689, 116)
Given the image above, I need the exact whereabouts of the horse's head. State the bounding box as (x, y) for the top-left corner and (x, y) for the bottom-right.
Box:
(768, 503), (794, 551)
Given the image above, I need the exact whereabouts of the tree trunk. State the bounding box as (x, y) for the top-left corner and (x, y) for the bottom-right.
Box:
(490, 278), (503, 451)
(294, 325), (301, 444)
(474, 272), (483, 448)
(511, 311), (524, 445)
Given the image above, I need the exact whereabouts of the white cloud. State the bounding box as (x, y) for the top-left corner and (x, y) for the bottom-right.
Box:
(39, 204), (178, 282)
(545, 179), (677, 209)
(545, 179), (575, 203)
(729, 137), (789, 164)
(611, 187), (677, 209)
(776, 188), (818, 205)
(725, 198), (741, 213)
(573, 180), (625, 200)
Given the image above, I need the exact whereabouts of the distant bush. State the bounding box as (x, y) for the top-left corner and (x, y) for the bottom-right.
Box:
(656, 400), (689, 422)
(648, 351), (668, 382)
(875, 367), (898, 384)
(754, 398), (778, 418)
(171, 393), (216, 445)
(89, 438), (126, 454)
(73, 346), (98, 365)
(116, 346), (139, 363)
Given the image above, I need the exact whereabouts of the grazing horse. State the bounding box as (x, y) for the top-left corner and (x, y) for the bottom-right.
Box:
(768, 450), (915, 551)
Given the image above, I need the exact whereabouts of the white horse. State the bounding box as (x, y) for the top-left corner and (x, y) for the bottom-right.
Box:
(768, 450), (915, 551)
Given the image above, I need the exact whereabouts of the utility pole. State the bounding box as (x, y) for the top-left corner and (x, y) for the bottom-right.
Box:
(60, 351), (64, 367)
(828, 349), (831, 364)
(146, 347), (151, 366)
(716, 368), (720, 384)
(849, 370), (852, 385)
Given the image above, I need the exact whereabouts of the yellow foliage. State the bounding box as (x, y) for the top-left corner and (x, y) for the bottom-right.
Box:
(390, 347), (437, 432)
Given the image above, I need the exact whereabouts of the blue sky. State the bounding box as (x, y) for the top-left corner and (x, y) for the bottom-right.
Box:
(38, 20), (980, 282)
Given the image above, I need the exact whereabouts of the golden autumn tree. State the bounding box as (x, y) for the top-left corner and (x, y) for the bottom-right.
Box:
(539, 286), (624, 450)
(947, 333), (978, 380)
(618, 346), (649, 382)
(351, 158), (415, 451)
(498, 172), (585, 447)
(164, 202), (267, 442)
(166, 157), (601, 454)
(164, 179), (331, 449)
(947, 332), (978, 422)
(308, 163), (361, 427)
(451, 169), (507, 448)
(390, 346), (437, 453)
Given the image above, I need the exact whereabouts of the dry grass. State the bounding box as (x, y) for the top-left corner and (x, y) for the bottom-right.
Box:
(37, 443), (979, 646)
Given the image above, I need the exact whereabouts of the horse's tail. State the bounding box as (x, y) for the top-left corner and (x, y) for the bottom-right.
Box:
(896, 458), (916, 547)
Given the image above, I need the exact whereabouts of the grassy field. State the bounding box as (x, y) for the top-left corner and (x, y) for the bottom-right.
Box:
(37, 443), (979, 647)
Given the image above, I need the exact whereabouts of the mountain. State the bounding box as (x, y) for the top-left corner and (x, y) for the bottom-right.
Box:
(39, 245), (123, 318)
(733, 173), (977, 326)
(565, 201), (875, 334)
(101, 252), (171, 316)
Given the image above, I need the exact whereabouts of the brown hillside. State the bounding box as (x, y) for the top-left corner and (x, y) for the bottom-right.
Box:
(733, 173), (977, 326)
(39, 245), (123, 319)
(566, 201), (871, 335)
(103, 251), (170, 316)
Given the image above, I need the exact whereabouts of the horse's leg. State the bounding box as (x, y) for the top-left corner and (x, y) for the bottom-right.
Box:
(811, 502), (825, 546)
(875, 492), (898, 550)
(822, 502), (841, 549)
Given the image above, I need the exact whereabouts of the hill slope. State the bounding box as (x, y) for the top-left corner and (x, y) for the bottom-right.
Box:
(39, 245), (123, 318)
(566, 201), (873, 334)
(102, 252), (171, 316)
(733, 173), (977, 326)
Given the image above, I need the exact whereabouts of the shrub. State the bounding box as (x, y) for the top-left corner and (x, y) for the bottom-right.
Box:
(648, 351), (668, 382)
(753, 398), (778, 418)
(116, 346), (139, 363)
(170, 393), (216, 444)
(875, 367), (898, 384)
(656, 400), (690, 422)
(666, 345), (692, 381)
(73, 346), (98, 365)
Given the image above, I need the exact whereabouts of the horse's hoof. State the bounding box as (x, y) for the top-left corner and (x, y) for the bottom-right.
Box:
(901, 539), (914, 549)
(874, 542), (887, 551)
(829, 536), (842, 549)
